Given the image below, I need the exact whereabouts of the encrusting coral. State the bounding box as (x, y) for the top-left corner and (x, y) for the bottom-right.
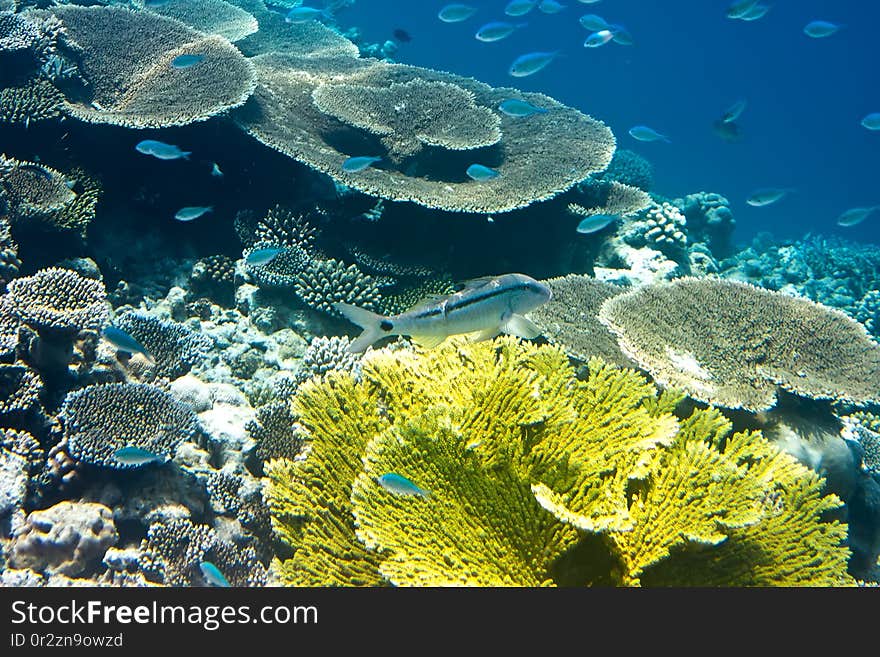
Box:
(265, 337), (853, 586)
(598, 277), (880, 412)
(50, 5), (255, 129)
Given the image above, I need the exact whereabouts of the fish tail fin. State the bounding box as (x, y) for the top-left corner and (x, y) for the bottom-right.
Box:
(182, 151), (192, 160)
(334, 302), (387, 353)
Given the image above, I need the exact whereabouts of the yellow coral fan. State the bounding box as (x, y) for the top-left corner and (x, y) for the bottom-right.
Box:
(265, 338), (853, 587)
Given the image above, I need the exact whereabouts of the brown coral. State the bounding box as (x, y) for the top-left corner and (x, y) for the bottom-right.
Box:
(7, 267), (108, 335)
(236, 53), (615, 214)
(52, 5), (255, 129)
(145, 0), (258, 43)
(312, 79), (502, 160)
(530, 274), (634, 368)
(598, 277), (880, 411)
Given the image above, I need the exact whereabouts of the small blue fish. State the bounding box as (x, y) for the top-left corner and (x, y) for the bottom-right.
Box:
(135, 139), (190, 160)
(861, 113), (880, 131)
(803, 20), (842, 38)
(113, 446), (167, 467)
(628, 125), (671, 143)
(583, 29), (614, 48)
(475, 21), (524, 43)
(438, 4), (477, 23)
(199, 561), (231, 587)
(746, 188), (795, 207)
(285, 7), (327, 23)
(171, 54), (205, 69)
(505, 0), (537, 17)
(246, 247), (286, 266)
(508, 51), (560, 77)
(174, 206), (213, 221)
(579, 14), (608, 31)
(102, 326), (152, 361)
(498, 98), (549, 117)
(211, 162), (224, 177)
(342, 156), (382, 173)
(576, 214), (616, 234)
(836, 206), (880, 227)
(609, 24), (634, 46)
(722, 99), (747, 124)
(538, 0), (567, 14)
(726, 0), (759, 19)
(377, 473), (430, 498)
(466, 164), (500, 181)
(738, 3), (771, 21)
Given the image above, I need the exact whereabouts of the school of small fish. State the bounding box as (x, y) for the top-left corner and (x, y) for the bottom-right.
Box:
(431, 1), (876, 229)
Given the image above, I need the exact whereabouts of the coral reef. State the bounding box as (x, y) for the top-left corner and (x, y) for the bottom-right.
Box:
(722, 234), (880, 338)
(676, 192), (735, 257)
(619, 201), (687, 256)
(592, 149), (654, 191)
(236, 52), (615, 213)
(145, 0), (259, 43)
(530, 274), (634, 368)
(312, 78), (502, 160)
(291, 258), (381, 316)
(7, 267), (108, 335)
(113, 311), (212, 380)
(51, 5), (256, 128)
(266, 338), (852, 586)
(7, 501), (117, 577)
(0, 77), (63, 125)
(598, 277), (880, 411)
(1, 155), (76, 223)
(138, 516), (266, 586)
(60, 382), (199, 469)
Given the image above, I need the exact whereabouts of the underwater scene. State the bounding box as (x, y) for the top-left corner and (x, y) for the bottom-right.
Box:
(0, 0), (878, 588)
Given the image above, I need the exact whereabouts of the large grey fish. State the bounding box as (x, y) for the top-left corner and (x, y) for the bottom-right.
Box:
(334, 273), (552, 353)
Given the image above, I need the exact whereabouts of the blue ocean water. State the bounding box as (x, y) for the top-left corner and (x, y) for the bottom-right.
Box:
(339, 0), (880, 246)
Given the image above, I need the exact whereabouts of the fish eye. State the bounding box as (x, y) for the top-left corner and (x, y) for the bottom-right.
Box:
(380, 320), (394, 332)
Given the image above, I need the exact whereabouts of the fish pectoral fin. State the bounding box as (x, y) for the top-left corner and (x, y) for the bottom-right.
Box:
(410, 334), (446, 349)
(469, 327), (502, 343)
(502, 314), (543, 340)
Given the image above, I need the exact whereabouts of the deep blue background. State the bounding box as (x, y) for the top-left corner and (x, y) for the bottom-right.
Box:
(333, 0), (880, 248)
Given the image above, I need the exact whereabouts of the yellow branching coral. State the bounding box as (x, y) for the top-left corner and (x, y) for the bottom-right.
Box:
(265, 338), (853, 586)
(264, 374), (385, 586)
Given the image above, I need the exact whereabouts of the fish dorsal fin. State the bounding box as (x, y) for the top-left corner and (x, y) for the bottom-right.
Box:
(410, 334), (446, 349)
(405, 293), (452, 313)
(457, 276), (497, 292)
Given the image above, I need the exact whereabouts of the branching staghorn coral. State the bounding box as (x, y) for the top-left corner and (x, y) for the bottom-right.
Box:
(312, 79), (502, 160)
(0, 77), (63, 125)
(51, 5), (255, 128)
(236, 53), (615, 214)
(144, 0), (258, 43)
(266, 338), (852, 586)
(138, 517), (267, 587)
(598, 277), (880, 411)
(291, 257), (382, 316)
